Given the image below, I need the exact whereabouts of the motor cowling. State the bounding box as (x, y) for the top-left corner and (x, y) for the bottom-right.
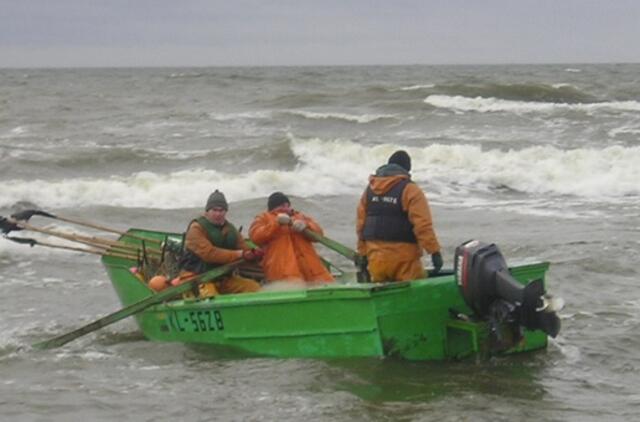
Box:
(454, 240), (561, 338)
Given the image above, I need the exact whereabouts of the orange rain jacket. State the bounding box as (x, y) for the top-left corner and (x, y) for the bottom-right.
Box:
(249, 210), (334, 283)
(356, 166), (440, 278)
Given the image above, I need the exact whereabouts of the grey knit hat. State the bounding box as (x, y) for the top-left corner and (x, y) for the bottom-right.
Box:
(205, 190), (228, 211)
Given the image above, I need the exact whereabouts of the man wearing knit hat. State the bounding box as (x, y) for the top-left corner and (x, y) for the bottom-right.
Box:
(176, 189), (262, 297)
(249, 192), (334, 283)
(356, 150), (443, 282)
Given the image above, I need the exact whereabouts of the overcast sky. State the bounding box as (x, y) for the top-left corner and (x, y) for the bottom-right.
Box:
(1, 0), (639, 68)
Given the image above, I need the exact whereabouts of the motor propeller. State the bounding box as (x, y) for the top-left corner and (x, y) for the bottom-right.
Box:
(454, 240), (562, 338)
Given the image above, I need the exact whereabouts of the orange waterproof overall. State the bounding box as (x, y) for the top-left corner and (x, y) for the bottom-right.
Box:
(357, 174), (440, 282)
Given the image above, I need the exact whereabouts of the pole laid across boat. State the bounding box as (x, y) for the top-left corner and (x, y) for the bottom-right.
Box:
(32, 260), (244, 350)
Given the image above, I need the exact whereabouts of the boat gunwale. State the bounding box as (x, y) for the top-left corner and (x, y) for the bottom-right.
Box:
(105, 265), (549, 323)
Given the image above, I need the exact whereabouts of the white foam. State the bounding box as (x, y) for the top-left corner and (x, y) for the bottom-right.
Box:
(168, 72), (204, 78)
(1, 126), (28, 138)
(609, 125), (640, 138)
(284, 110), (396, 123)
(552, 83), (575, 89)
(399, 84), (436, 91)
(1, 138), (639, 210)
(260, 281), (308, 292)
(424, 95), (640, 114)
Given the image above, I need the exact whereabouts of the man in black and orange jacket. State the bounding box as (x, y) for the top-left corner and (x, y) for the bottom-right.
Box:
(356, 150), (442, 282)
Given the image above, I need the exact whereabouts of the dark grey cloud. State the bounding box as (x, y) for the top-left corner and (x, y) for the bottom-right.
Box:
(1, 0), (639, 67)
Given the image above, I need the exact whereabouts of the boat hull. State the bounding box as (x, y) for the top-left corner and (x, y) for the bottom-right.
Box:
(103, 229), (550, 360)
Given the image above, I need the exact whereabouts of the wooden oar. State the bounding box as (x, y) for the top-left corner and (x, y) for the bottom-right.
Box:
(302, 228), (370, 282)
(303, 229), (358, 261)
(302, 228), (450, 279)
(11, 209), (162, 244)
(32, 260), (243, 350)
(5, 217), (161, 256)
(3, 236), (139, 260)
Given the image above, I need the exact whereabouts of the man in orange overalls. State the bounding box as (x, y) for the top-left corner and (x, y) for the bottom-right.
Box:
(249, 192), (334, 284)
(357, 150), (442, 282)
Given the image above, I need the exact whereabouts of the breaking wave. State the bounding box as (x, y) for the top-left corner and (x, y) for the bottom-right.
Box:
(1, 139), (296, 179)
(400, 84), (436, 91)
(1, 138), (639, 210)
(425, 95), (640, 114)
(282, 110), (398, 124)
(427, 82), (596, 103)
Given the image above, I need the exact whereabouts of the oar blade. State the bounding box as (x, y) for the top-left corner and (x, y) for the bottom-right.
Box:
(32, 262), (239, 350)
(0, 216), (21, 234)
(11, 209), (56, 221)
(32, 280), (194, 350)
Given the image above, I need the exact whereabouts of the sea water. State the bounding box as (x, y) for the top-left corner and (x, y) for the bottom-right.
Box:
(1, 64), (639, 420)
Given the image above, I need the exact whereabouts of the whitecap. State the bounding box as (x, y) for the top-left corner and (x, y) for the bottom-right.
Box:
(424, 94), (640, 114)
(399, 84), (435, 91)
(1, 138), (639, 211)
(609, 125), (640, 139)
(552, 83), (576, 89)
(284, 110), (396, 124)
(0, 126), (28, 138)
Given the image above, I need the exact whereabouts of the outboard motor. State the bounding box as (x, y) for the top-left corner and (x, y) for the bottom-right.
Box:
(454, 240), (562, 338)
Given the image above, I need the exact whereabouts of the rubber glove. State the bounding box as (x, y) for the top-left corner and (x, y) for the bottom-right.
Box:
(277, 213), (291, 225)
(242, 249), (256, 261)
(252, 247), (265, 259)
(431, 251), (443, 274)
(292, 220), (307, 232)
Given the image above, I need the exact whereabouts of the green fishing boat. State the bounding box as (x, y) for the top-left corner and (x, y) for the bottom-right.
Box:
(100, 229), (561, 360)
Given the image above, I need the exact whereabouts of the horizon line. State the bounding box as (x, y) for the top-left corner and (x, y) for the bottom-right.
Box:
(2, 61), (639, 70)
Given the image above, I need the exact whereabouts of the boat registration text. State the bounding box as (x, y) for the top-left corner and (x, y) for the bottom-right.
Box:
(167, 309), (224, 333)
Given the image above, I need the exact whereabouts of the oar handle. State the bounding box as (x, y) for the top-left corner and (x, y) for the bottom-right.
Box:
(4, 235), (139, 260)
(302, 228), (370, 282)
(8, 218), (161, 255)
(53, 215), (162, 244)
(302, 228), (358, 261)
(32, 260), (243, 350)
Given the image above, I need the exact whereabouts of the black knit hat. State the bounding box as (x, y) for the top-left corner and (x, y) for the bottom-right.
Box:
(205, 189), (228, 211)
(267, 192), (290, 211)
(388, 150), (411, 172)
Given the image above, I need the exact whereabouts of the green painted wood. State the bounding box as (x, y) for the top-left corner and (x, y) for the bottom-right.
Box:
(302, 228), (358, 261)
(100, 228), (552, 360)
